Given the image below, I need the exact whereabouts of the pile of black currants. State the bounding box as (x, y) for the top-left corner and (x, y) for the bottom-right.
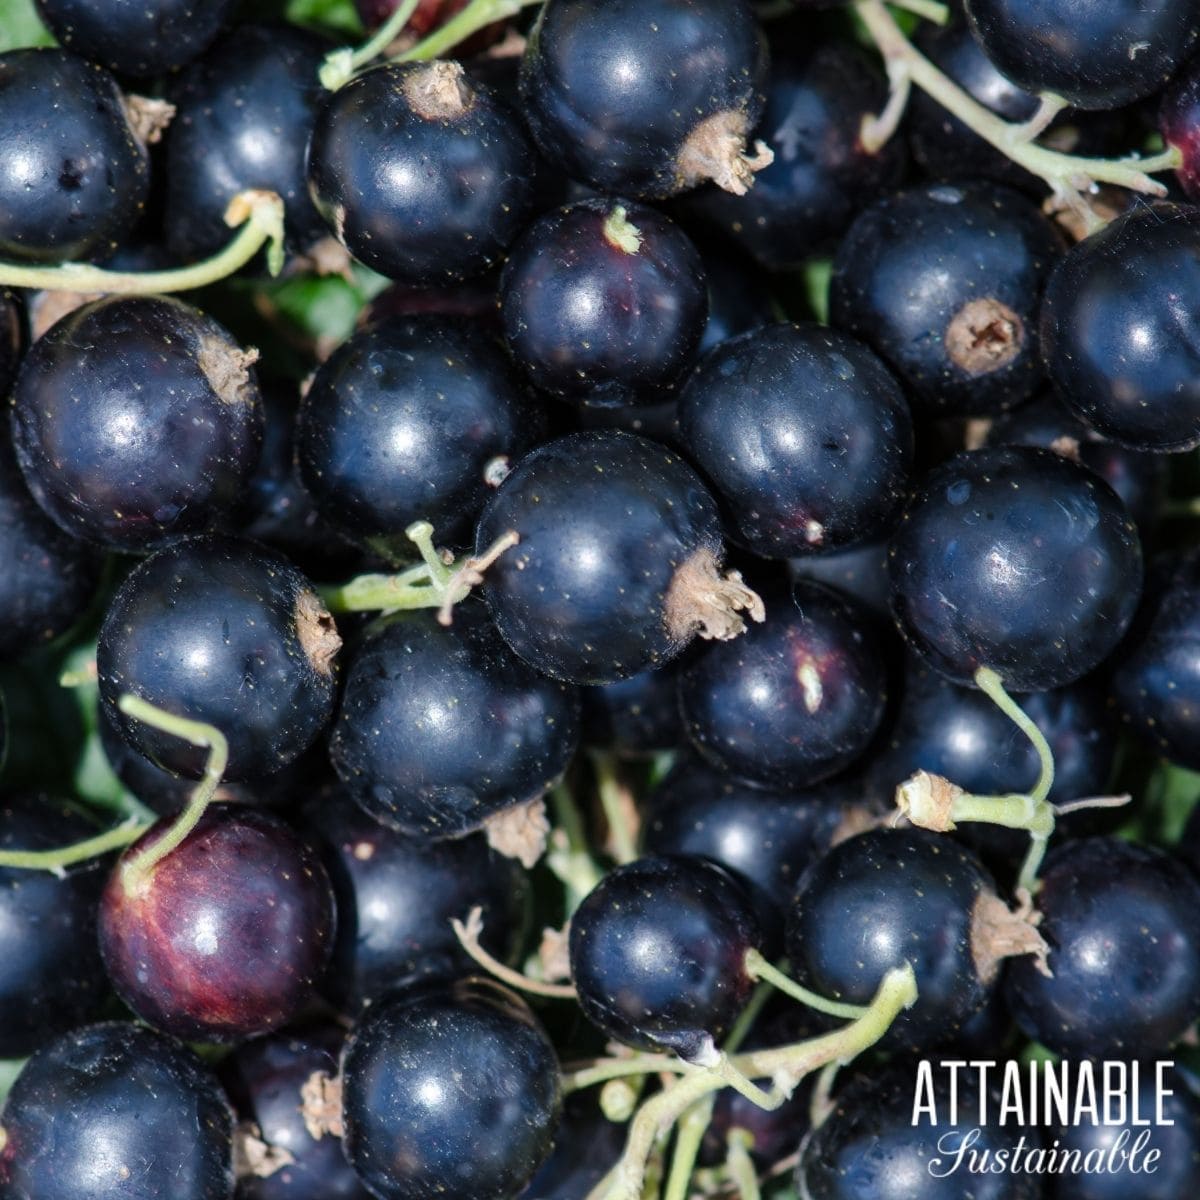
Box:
(4, 0), (1200, 1197)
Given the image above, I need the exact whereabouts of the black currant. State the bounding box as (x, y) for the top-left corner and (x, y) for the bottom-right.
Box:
(341, 977), (561, 1200)
(889, 446), (1143, 692)
(476, 430), (762, 685)
(569, 855), (761, 1060)
(499, 198), (708, 407)
(97, 534), (341, 781)
(1162, 56), (1200, 200)
(790, 537), (891, 621)
(297, 315), (538, 557)
(12, 295), (264, 553)
(677, 322), (913, 558)
(519, 1094), (626, 1200)
(830, 181), (1063, 416)
(519, 0), (769, 200)
(581, 662), (684, 758)
(0, 49), (148, 264)
(307, 60), (538, 284)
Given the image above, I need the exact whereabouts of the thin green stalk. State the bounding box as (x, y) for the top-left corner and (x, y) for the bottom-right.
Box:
(0, 190), (285, 293)
(397, 0), (543, 62)
(547, 782), (604, 911)
(320, 0), (421, 88)
(975, 667), (1054, 804)
(563, 1055), (689, 1094)
(744, 950), (868, 1021)
(0, 817), (146, 871)
(889, 0), (949, 23)
(662, 1095), (715, 1200)
(724, 1130), (761, 1200)
(592, 751), (638, 865)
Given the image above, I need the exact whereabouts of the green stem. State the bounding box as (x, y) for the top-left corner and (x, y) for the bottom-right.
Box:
(0, 817), (146, 872)
(397, 0), (543, 62)
(744, 950), (868, 1021)
(662, 1095), (715, 1200)
(724, 1131), (761, 1200)
(854, 0), (1180, 209)
(563, 1055), (688, 1094)
(0, 190), (286, 294)
(723, 980), (771, 1056)
(547, 782), (604, 912)
(974, 667), (1055, 804)
(0, 1059), (25, 1109)
(592, 751), (638, 865)
(320, 0), (421, 89)
(888, 0), (949, 23)
(116, 696), (228, 895)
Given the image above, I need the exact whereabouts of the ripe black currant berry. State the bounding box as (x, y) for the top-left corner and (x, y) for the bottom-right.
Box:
(12, 295), (264, 553)
(164, 24), (329, 261)
(297, 315), (538, 556)
(329, 605), (579, 840)
(307, 60), (538, 284)
(0, 796), (110, 1058)
(676, 39), (906, 267)
(983, 395), (1168, 536)
(1005, 838), (1200, 1058)
(476, 430), (762, 685)
(1041, 202), (1200, 453)
(97, 534), (341, 782)
(678, 323), (913, 558)
(830, 181), (1063, 416)
(786, 829), (1013, 1052)
(519, 0), (769, 199)
(499, 198), (708, 407)
(889, 446), (1143, 693)
(1163, 57), (1200, 200)
(220, 1025), (368, 1200)
(1111, 550), (1200, 771)
(569, 855), (761, 1060)
(0, 49), (148, 264)
(797, 1061), (1040, 1200)
(964, 0), (1200, 110)
(304, 787), (530, 1010)
(0, 440), (100, 665)
(521, 1095), (626, 1200)
(34, 0), (238, 78)
(0, 1022), (235, 1200)
(341, 977), (561, 1200)
(581, 662), (684, 758)
(680, 578), (890, 790)
(99, 804), (336, 1043)
(696, 241), (776, 356)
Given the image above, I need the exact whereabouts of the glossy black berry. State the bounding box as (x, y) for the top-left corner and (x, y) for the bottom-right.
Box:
(696, 241), (776, 355)
(641, 754), (845, 945)
(329, 605), (579, 840)
(790, 537), (891, 621)
(830, 181), (1063, 416)
(34, 0), (238, 78)
(307, 60), (538, 284)
(786, 828), (999, 1051)
(1005, 838), (1200, 1058)
(1040, 202), (1200, 453)
(97, 534), (341, 782)
(164, 24), (329, 260)
(499, 198), (708, 407)
(0, 795), (110, 1058)
(297, 315), (538, 556)
(569, 855), (761, 1060)
(581, 662), (684, 758)
(678, 322), (913, 558)
(518, 1095), (626, 1200)
(0, 49), (148, 264)
(519, 0), (768, 199)
(798, 1061), (1040, 1200)
(676, 39), (906, 267)
(964, 0), (1200, 110)
(983, 395), (1168, 536)
(680, 579), (890, 789)
(99, 804), (336, 1043)
(220, 1025), (369, 1200)
(889, 446), (1143, 692)
(0, 1022), (235, 1200)
(0, 440), (100, 664)
(1111, 550), (1200, 771)
(476, 430), (753, 685)
(11, 295), (264, 553)
(304, 786), (530, 1010)
(341, 977), (561, 1200)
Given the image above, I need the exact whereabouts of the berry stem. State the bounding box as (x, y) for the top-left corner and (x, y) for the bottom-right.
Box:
(116, 696), (229, 896)
(853, 0), (1180, 214)
(888, 0), (950, 24)
(662, 1095), (717, 1200)
(744, 949), (870, 1021)
(0, 190), (286, 294)
(975, 667), (1055, 804)
(724, 1130), (761, 1200)
(450, 906), (578, 998)
(396, 0), (543, 63)
(0, 816), (146, 872)
(591, 751), (639, 866)
(562, 1054), (689, 1093)
(320, 0), (421, 89)
(546, 782), (605, 911)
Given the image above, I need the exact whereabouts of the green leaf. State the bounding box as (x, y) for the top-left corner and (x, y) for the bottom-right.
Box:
(0, 0), (55, 49)
(285, 0), (364, 37)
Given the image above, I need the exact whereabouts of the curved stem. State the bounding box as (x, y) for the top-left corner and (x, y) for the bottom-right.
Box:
(321, 0), (421, 89)
(450, 907), (577, 999)
(744, 950), (868, 1021)
(562, 1054), (688, 1094)
(116, 696), (228, 896)
(396, 0), (543, 62)
(663, 1095), (716, 1200)
(860, 59), (911, 154)
(547, 782), (605, 913)
(854, 0), (1180, 207)
(0, 816), (146, 872)
(974, 667), (1055, 804)
(0, 190), (286, 294)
